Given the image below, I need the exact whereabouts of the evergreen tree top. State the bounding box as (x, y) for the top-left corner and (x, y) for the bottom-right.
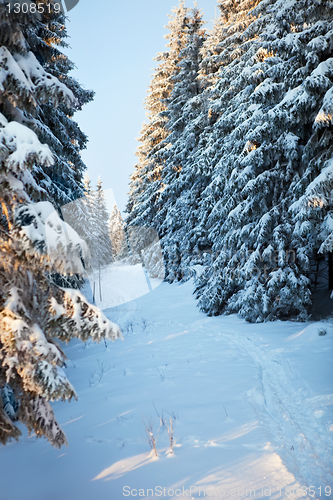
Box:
(0, 1), (94, 208)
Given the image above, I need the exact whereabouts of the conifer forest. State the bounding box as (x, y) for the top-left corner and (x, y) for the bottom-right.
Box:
(0, 1), (332, 498)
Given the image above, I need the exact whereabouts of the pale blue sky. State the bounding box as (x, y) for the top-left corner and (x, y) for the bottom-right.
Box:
(64, 0), (218, 214)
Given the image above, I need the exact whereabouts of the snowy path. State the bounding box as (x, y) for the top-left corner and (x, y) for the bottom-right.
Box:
(0, 279), (332, 500)
(220, 328), (333, 489)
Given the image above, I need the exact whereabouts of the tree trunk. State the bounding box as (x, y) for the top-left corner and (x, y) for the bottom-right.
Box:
(329, 253), (333, 290)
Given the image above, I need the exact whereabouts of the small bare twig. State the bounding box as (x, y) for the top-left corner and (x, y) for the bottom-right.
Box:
(88, 369), (96, 387)
(88, 359), (110, 387)
(143, 417), (160, 457)
(153, 402), (166, 429)
(155, 367), (165, 382)
(116, 415), (128, 423)
(153, 405), (177, 453)
(165, 409), (178, 421)
(167, 417), (174, 453)
(97, 359), (110, 382)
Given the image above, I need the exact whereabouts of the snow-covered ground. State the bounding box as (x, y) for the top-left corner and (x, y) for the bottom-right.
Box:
(1, 270), (333, 500)
(86, 262), (163, 309)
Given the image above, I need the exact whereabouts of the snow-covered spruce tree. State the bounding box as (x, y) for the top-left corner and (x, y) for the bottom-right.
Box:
(0, 3), (121, 446)
(163, 0), (235, 278)
(154, 0), (264, 284)
(56, 184), (93, 288)
(193, 0), (278, 319)
(1, 0), (93, 291)
(185, 0), (262, 264)
(19, 0), (94, 208)
(108, 204), (126, 260)
(126, 1), (193, 231)
(289, 37), (333, 301)
(28, 2), (94, 289)
(156, 0), (238, 283)
(60, 189), (92, 260)
(196, 0), (333, 322)
(163, 0), (263, 283)
(81, 176), (112, 271)
(94, 178), (113, 266)
(153, 6), (207, 282)
(80, 174), (97, 267)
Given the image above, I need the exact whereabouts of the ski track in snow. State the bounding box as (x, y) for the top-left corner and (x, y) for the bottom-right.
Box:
(103, 282), (333, 497)
(107, 286), (333, 496)
(112, 299), (333, 493)
(207, 326), (333, 490)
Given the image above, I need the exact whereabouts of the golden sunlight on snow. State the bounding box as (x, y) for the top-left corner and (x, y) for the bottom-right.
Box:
(92, 451), (158, 481)
(191, 453), (303, 500)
